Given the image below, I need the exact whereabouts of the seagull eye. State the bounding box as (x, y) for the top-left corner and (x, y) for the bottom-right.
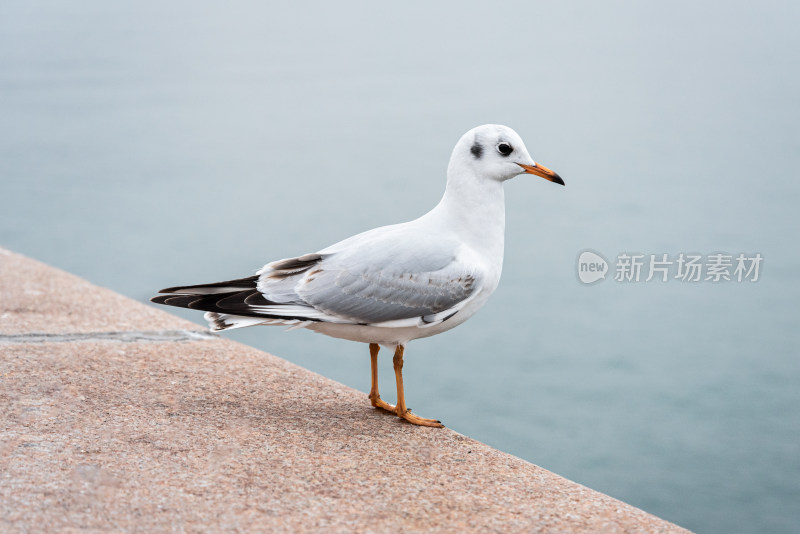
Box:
(497, 142), (513, 156)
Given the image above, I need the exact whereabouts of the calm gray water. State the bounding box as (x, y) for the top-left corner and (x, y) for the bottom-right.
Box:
(2, 2), (798, 532)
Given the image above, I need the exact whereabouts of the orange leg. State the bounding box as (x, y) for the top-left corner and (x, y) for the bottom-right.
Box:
(391, 345), (443, 428)
(368, 343), (396, 413)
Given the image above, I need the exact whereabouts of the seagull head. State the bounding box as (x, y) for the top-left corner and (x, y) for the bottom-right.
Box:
(450, 124), (564, 185)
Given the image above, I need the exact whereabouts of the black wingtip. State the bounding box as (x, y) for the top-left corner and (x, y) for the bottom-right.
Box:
(156, 275), (259, 295)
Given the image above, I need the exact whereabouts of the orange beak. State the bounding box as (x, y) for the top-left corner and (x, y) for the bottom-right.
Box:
(517, 162), (565, 186)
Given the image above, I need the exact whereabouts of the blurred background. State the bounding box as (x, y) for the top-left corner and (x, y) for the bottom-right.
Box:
(1, 2), (798, 532)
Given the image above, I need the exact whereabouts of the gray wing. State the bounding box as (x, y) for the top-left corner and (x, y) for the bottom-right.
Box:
(257, 228), (482, 326)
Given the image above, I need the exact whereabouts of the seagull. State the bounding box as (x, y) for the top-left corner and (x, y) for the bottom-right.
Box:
(151, 124), (564, 427)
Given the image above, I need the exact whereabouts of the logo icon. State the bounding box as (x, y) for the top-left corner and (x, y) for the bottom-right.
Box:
(577, 250), (608, 284)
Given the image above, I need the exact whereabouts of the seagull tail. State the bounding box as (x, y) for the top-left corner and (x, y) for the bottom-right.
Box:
(204, 312), (311, 332)
(150, 275), (320, 332)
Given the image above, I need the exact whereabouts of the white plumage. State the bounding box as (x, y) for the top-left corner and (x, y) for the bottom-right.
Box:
(152, 124), (564, 427)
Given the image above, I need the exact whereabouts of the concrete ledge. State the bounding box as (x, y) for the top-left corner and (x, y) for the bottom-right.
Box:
(0, 248), (691, 532)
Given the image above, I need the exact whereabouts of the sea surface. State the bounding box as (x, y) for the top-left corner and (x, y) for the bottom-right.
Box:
(2, 3), (798, 533)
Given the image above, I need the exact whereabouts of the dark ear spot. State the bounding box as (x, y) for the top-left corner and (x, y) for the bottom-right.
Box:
(470, 142), (483, 159)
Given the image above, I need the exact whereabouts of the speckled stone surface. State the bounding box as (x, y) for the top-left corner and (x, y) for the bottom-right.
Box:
(0, 249), (692, 533)
(0, 248), (198, 335)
